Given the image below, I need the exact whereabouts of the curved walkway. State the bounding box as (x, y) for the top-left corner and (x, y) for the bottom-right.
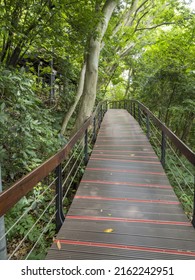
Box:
(46, 109), (195, 259)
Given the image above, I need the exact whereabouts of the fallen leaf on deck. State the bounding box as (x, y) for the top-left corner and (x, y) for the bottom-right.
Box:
(56, 240), (61, 250)
(104, 228), (114, 233)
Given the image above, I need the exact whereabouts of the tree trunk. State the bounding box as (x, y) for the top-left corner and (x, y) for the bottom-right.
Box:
(125, 68), (132, 97)
(164, 85), (176, 125)
(74, 40), (101, 131)
(73, 0), (118, 131)
(180, 113), (194, 144)
(6, 45), (23, 67)
(60, 62), (86, 135)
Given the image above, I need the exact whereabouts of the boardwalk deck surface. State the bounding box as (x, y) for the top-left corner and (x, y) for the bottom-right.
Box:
(46, 109), (195, 260)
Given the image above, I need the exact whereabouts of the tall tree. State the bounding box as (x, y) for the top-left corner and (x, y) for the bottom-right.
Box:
(61, 0), (119, 134)
(63, 0), (182, 133)
(74, 0), (119, 130)
(124, 7), (195, 146)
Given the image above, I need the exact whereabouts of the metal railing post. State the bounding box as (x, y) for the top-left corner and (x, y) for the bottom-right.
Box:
(55, 163), (65, 232)
(98, 110), (101, 129)
(130, 100), (133, 115)
(138, 105), (141, 125)
(127, 100), (130, 113)
(161, 131), (166, 168)
(84, 128), (89, 165)
(133, 102), (136, 118)
(105, 101), (108, 113)
(146, 114), (150, 140)
(100, 104), (103, 123)
(124, 100), (127, 111)
(92, 117), (96, 143)
(0, 165), (7, 260)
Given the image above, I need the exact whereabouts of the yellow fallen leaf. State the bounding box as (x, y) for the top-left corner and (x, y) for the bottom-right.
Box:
(104, 228), (114, 233)
(56, 240), (61, 250)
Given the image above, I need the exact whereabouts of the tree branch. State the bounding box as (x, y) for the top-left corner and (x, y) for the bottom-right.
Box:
(134, 10), (149, 32)
(129, 0), (150, 26)
(135, 22), (176, 32)
(111, 0), (139, 38)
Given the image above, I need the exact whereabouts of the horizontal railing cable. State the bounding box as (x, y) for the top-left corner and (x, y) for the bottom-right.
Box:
(166, 140), (194, 177)
(62, 146), (85, 189)
(63, 154), (85, 202)
(0, 176), (57, 243)
(1, 99), (194, 259)
(166, 154), (193, 198)
(8, 194), (57, 259)
(62, 137), (84, 173)
(127, 99), (194, 222)
(0, 100), (107, 259)
(25, 210), (57, 260)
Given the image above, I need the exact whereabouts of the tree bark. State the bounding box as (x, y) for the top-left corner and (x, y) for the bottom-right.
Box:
(125, 68), (132, 98)
(180, 113), (194, 144)
(60, 62), (86, 135)
(73, 0), (118, 131)
(164, 84), (176, 125)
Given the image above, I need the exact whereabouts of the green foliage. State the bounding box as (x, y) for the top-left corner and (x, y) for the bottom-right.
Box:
(165, 154), (194, 218)
(5, 182), (56, 259)
(127, 11), (195, 149)
(0, 0), (195, 260)
(138, 113), (194, 220)
(0, 67), (61, 183)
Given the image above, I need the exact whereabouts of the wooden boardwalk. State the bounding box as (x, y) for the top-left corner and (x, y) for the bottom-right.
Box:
(46, 109), (195, 260)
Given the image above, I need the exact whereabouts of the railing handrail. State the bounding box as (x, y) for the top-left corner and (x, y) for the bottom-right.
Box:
(1, 99), (194, 218)
(0, 101), (106, 217)
(130, 99), (195, 165)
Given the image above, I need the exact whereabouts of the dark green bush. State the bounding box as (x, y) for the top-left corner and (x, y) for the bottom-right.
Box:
(0, 67), (61, 185)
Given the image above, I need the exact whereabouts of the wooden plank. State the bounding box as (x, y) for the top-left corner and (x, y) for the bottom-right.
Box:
(46, 109), (195, 260)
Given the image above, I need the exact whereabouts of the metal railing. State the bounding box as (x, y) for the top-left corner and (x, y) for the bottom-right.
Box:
(0, 101), (107, 259)
(110, 100), (195, 226)
(0, 99), (194, 259)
